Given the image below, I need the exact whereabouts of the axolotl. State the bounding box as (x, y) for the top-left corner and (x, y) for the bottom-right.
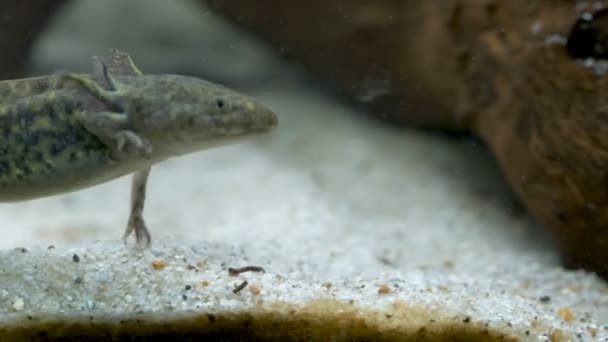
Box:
(0, 49), (278, 247)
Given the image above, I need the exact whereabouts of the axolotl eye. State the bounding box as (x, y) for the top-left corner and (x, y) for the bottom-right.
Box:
(212, 97), (236, 113)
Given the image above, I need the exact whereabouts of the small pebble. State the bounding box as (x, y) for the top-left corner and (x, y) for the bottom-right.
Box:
(588, 327), (597, 338)
(151, 260), (168, 270)
(249, 283), (261, 295)
(378, 284), (391, 294)
(12, 298), (24, 311)
(558, 307), (574, 322)
(549, 329), (564, 341)
(72, 254), (80, 263)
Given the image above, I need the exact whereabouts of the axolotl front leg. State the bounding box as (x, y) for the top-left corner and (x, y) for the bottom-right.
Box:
(59, 71), (154, 248)
(126, 168), (152, 247)
(60, 68), (153, 159)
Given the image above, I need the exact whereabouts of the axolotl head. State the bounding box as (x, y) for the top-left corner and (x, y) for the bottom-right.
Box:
(120, 74), (278, 158)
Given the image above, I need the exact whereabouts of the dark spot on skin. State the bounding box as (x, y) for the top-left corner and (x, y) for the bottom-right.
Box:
(49, 143), (64, 157)
(31, 81), (49, 93)
(70, 131), (86, 145)
(69, 102), (84, 113)
(1, 124), (9, 137)
(15, 102), (34, 128)
(215, 98), (225, 109)
(20, 164), (32, 176)
(69, 151), (78, 162)
(0, 161), (9, 174)
(59, 129), (77, 145)
(24, 131), (40, 146)
(34, 151), (43, 162)
(47, 103), (60, 121)
(187, 116), (195, 127)
(84, 141), (104, 151)
(13, 155), (31, 178)
(81, 143), (95, 152)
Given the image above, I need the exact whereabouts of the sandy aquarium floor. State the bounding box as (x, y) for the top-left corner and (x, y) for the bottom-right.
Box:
(0, 0), (606, 340)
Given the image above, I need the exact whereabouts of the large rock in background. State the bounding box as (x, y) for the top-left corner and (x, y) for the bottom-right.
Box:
(0, 1), (66, 79)
(203, 0), (608, 277)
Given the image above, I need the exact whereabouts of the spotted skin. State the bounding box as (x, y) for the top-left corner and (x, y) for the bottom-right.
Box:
(0, 83), (113, 199)
(0, 49), (278, 247)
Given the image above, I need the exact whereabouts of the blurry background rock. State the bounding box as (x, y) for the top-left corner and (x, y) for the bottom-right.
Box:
(0, 0), (66, 79)
(12, 0), (280, 89)
(202, 0), (608, 278)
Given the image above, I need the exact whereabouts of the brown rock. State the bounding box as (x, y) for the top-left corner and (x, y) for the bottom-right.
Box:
(205, 0), (608, 277)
